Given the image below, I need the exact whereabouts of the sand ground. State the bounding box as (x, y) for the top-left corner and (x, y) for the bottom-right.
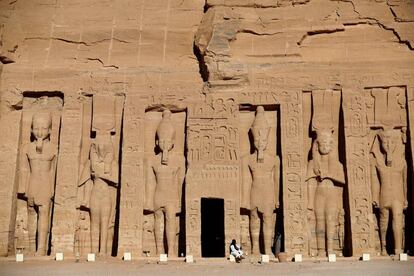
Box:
(0, 257), (413, 276)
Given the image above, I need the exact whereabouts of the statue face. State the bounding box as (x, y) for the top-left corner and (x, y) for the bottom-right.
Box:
(158, 138), (174, 152)
(94, 134), (111, 157)
(316, 131), (334, 155)
(379, 130), (400, 154)
(32, 116), (51, 140)
(254, 130), (269, 152)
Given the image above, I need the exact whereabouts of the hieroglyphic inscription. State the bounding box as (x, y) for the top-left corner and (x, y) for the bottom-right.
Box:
(225, 199), (238, 248)
(187, 122), (239, 163)
(342, 89), (374, 255)
(280, 91), (307, 254)
(189, 96), (237, 119)
(186, 199), (200, 256)
(117, 99), (145, 255)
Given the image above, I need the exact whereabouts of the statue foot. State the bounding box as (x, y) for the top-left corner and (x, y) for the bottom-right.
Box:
(98, 252), (109, 257)
(317, 250), (326, 257)
(381, 250), (388, 256)
(34, 250), (46, 257)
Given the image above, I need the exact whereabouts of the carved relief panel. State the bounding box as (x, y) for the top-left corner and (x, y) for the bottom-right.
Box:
(186, 94), (240, 257)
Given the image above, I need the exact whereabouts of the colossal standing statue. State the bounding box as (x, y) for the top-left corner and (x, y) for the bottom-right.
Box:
(371, 127), (407, 256)
(19, 112), (58, 255)
(145, 109), (185, 256)
(78, 96), (120, 256)
(243, 106), (280, 256)
(78, 132), (118, 256)
(306, 127), (345, 256)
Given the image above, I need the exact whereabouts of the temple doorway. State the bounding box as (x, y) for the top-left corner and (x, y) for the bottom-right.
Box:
(201, 198), (225, 257)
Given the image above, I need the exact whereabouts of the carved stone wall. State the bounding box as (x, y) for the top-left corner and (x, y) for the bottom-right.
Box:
(0, 0), (414, 258)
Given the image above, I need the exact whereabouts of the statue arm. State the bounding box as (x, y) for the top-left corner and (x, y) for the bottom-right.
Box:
(307, 177), (317, 210)
(104, 144), (115, 175)
(241, 156), (251, 209)
(83, 179), (93, 209)
(50, 146), (58, 194)
(274, 157), (280, 209)
(78, 154), (92, 208)
(370, 155), (380, 208)
(403, 162), (407, 209)
(18, 144), (30, 195)
(177, 156), (186, 210)
(144, 159), (156, 211)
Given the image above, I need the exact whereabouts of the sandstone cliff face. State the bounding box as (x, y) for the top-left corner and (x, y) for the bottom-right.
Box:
(0, 0), (413, 258)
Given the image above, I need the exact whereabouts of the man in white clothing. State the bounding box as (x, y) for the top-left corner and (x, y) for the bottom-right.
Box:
(230, 239), (244, 262)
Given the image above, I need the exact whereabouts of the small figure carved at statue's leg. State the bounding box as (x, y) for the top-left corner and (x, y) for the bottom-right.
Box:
(263, 212), (274, 255)
(250, 208), (261, 255)
(36, 203), (51, 256)
(379, 208), (389, 256)
(27, 203), (37, 254)
(154, 209), (165, 255)
(391, 202), (403, 255)
(165, 208), (176, 257)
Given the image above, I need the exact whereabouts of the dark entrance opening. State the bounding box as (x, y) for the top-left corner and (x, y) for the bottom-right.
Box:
(201, 198), (225, 257)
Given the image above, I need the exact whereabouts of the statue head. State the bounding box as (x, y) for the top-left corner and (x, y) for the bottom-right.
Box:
(31, 112), (52, 153)
(378, 128), (401, 166)
(156, 109), (176, 165)
(315, 129), (334, 155)
(31, 112), (52, 140)
(93, 132), (113, 159)
(251, 106), (270, 162)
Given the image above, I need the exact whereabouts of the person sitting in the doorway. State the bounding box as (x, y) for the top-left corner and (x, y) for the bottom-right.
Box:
(230, 239), (244, 262)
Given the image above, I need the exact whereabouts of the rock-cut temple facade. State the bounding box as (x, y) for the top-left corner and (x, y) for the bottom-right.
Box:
(0, 0), (413, 259)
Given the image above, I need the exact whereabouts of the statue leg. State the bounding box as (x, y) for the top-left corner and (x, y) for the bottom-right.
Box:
(106, 187), (117, 255)
(263, 211), (274, 256)
(391, 201), (404, 255)
(89, 188), (100, 254)
(250, 208), (260, 255)
(36, 202), (51, 256)
(27, 201), (37, 254)
(325, 209), (338, 255)
(154, 209), (165, 255)
(165, 207), (177, 257)
(379, 207), (389, 256)
(326, 189), (339, 254)
(99, 186), (111, 256)
(314, 190), (326, 256)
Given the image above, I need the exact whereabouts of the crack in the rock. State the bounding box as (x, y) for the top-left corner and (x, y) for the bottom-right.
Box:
(0, 54), (14, 64)
(24, 37), (131, 46)
(86, 58), (119, 69)
(239, 29), (283, 36)
(335, 0), (361, 16)
(345, 17), (413, 50)
(193, 43), (209, 82)
(297, 28), (345, 45)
